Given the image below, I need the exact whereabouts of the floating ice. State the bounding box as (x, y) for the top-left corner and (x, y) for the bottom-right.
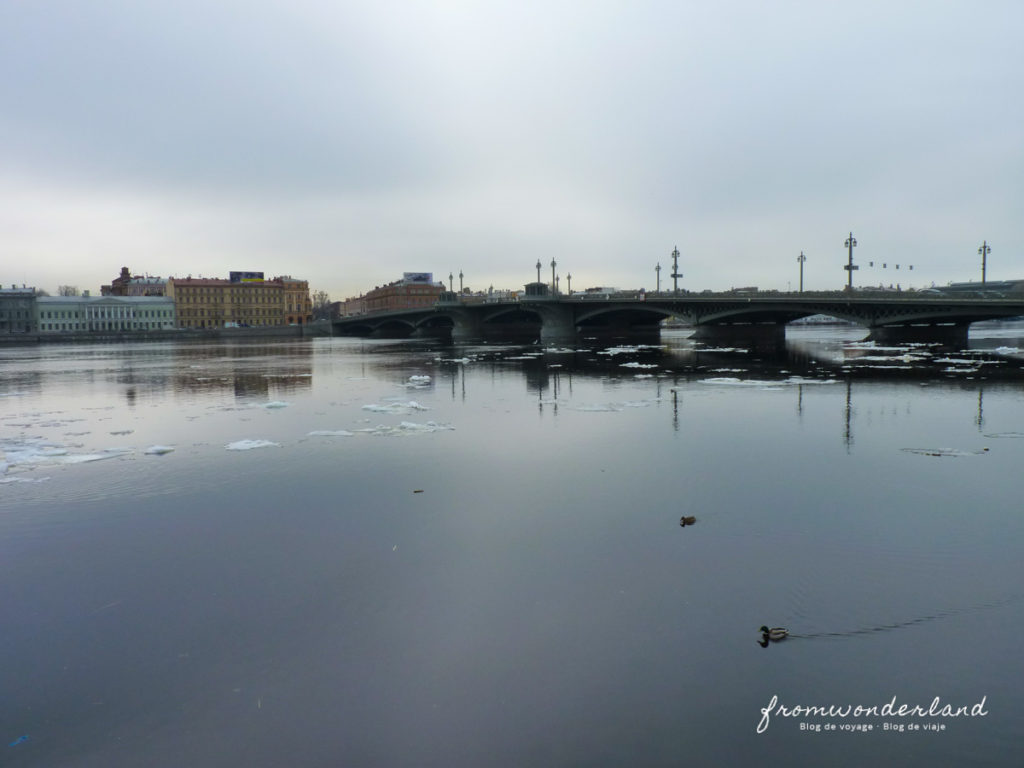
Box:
(362, 401), (429, 414)
(784, 377), (839, 385)
(144, 445), (175, 455)
(408, 375), (431, 383)
(994, 346), (1021, 355)
(598, 345), (663, 356)
(634, 374), (655, 379)
(110, 429), (135, 435)
(225, 439), (280, 451)
(619, 362), (658, 369)
(59, 448), (134, 464)
(694, 346), (750, 353)
(356, 421), (454, 436)
(262, 401), (291, 409)
(983, 432), (1024, 439)
(307, 430), (355, 437)
(699, 377), (782, 387)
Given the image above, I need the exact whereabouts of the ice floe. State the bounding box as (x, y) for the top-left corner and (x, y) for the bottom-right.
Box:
(307, 430), (355, 437)
(144, 445), (175, 455)
(598, 345), (664, 356)
(355, 421), (454, 436)
(362, 401), (429, 414)
(619, 362), (658, 369)
(983, 432), (1024, 439)
(262, 401), (291, 409)
(225, 439), (280, 451)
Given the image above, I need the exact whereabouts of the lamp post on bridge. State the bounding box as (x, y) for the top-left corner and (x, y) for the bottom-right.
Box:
(797, 251), (807, 293)
(567, 273), (572, 295)
(536, 260), (541, 284)
(655, 262), (661, 293)
(844, 233), (858, 292)
(551, 258), (557, 294)
(459, 270), (464, 294)
(979, 241), (991, 285)
(448, 272), (453, 292)
(670, 246), (682, 296)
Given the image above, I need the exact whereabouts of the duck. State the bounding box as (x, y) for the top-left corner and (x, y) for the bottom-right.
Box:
(679, 516), (697, 527)
(760, 625), (788, 642)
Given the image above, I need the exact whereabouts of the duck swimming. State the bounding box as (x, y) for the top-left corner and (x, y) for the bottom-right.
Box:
(679, 516), (697, 527)
(760, 626), (788, 641)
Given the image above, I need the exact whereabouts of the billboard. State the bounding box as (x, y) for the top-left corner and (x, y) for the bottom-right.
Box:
(230, 271), (265, 283)
(403, 272), (433, 284)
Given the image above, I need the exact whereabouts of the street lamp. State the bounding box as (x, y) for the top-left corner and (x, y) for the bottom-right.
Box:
(567, 273), (572, 295)
(448, 272), (453, 292)
(979, 241), (991, 285)
(797, 251), (807, 293)
(459, 270), (464, 294)
(670, 246), (682, 296)
(655, 262), (661, 293)
(536, 260), (541, 284)
(550, 258), (557, 294)
(844, 232), (858, 291)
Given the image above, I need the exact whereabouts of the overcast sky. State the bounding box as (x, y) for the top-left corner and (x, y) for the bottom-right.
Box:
(2, 0), (1021, 298)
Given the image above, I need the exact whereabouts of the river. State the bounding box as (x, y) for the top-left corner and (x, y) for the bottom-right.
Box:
(2, 325), (1023, 766)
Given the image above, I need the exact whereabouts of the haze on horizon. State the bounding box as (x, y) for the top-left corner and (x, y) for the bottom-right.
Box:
(2, 1), (1021, 300)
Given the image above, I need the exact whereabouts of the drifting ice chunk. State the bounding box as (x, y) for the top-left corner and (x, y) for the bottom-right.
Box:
(307, 430), (355, 437)
(262, 401), (291, 409)
(225, 439), (280, 451)
(144, 445), (175, 455)
(362, 401), (429, 414)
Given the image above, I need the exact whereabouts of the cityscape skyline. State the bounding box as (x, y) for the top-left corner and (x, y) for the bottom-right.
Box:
(2, 1), (1021, 300)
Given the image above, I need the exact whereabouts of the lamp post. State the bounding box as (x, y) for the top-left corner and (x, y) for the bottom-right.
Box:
(670, 246), (682, 296)
(979, 241), (991, 285)
(550, 258), (557, 294)
(655, 262), (661, 293)
(459, 270), (464, 294)
(448, 272), (453, 292)
(844, 233), (858, 291)
(797, 251), (807, 293)
(567, 273), (572, 295)
(536, 260), (541, 284)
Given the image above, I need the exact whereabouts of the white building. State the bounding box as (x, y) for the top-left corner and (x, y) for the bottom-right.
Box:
(36, 295), (176, 333)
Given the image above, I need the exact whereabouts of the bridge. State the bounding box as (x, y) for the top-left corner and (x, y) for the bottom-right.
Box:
(333, 291), (1024, 346)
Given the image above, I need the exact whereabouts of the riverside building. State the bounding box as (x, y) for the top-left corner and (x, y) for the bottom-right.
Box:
(166, 272), (313, 329)
(1, 286), (37, 334)
(35, 294), (176, 332)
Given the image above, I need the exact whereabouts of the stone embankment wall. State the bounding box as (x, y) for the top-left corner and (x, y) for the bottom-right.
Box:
(0, 322), (333, 346)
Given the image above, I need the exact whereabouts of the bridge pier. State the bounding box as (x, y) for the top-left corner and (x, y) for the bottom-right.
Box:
(868, 323), (969, 347)
(521, 301), (579, 344)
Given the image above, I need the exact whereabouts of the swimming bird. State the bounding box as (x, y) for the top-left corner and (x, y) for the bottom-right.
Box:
(679, 516), (697, 527)
(760, 625), (788, 641)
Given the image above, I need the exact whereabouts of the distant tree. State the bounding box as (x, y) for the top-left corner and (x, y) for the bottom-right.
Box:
(57, 285), (80, 296)
(311, 290), (332, 320)
(35, 288), (50, 296)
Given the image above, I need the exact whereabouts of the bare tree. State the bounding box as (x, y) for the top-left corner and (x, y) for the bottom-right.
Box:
(57, 285), (80, 296)
(311, 290), (332, 320)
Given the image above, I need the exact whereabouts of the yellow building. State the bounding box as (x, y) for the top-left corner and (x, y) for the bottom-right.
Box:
(167, 274), (312, 329)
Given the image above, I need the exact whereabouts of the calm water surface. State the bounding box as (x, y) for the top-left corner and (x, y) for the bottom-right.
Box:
(2, 327), (1024, 767)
